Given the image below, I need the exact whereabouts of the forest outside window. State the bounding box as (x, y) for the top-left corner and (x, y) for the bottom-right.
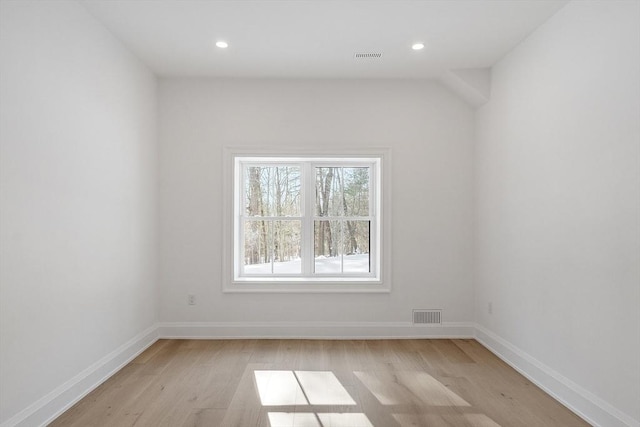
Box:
(229, 154), (385, 289)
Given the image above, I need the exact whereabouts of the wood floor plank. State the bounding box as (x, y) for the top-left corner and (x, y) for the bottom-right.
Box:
(220, 363), (271, 427)
(131, 339), (172, 364)
(433, 339), (477, 364)
(180, 408), (226, 427)
(49, 339), (590, 427)
(297, 339), (329, 371)
(250, 339), (282, 363)
(48, 364), (151, 427)
(273, 339), (302, 368)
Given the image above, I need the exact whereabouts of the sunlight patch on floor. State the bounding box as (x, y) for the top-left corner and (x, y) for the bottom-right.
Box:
(255, 371), (356, 406)
(354, 371), (471, 407)
(317, 413), (374, 427)
(268, 412), (374, 427)
(295, 371), (356, 405)
(268, 412), (320, 427)
(254, 371), (308, 406)
(393, 413), (501, 427)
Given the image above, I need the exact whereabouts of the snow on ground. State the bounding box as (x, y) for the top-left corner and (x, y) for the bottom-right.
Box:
(244, 253), (369, 274)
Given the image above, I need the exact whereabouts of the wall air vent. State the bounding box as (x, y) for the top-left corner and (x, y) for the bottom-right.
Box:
(413, 309), (442, 325)
(354, 52), (383, 59)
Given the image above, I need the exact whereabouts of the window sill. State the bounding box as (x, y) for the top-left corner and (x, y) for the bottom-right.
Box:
(223, 280), (390, 293)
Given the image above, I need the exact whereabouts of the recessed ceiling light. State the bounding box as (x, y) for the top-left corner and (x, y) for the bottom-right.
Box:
(216, 41), (228, 49)
(412, 43), (425, 50)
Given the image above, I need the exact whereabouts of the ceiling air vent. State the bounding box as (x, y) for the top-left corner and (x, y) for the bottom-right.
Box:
(354, 52), (383, 59)
(413, 309), (442, 325)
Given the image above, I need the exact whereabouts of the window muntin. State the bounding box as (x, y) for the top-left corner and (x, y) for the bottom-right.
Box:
(235, 157), (379, 282)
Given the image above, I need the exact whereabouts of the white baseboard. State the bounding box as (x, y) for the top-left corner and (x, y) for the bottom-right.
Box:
(474, 324), (639, 427)
(1, 324), (159, 427)
(6, 322), (636, 427)
(157, 321), (475, 339)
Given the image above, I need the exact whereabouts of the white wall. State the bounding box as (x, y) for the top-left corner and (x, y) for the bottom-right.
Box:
(5, 0), (637, 425)
(475, 1), (640, 425)
(0, 1), (158, 425)
(158, 79), (474, 329)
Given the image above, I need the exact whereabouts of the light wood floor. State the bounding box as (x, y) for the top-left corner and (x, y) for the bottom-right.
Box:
(50, 339), (589, 427)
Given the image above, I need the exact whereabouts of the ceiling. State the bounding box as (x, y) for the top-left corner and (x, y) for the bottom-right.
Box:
(81, 0), (568, 79)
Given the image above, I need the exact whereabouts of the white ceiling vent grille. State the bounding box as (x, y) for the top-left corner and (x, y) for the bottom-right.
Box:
(354, 52), (382, 59)
(413, 309), (442, 325)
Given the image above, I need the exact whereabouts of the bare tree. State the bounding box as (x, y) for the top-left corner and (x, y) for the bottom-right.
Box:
(337, 169), (358, 254)
(247, 167), (268, 264)
(316, 167), (334, 256)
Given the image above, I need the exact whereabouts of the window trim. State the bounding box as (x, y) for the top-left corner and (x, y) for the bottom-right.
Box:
(222, 147), (391, 293)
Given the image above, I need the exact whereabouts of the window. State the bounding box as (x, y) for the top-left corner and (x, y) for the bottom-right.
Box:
(223, 149), (390, 293)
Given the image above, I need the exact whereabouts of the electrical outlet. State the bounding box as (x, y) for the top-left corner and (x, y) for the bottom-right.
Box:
(488, 302), (493, 314)
(188, 294), (196, 305)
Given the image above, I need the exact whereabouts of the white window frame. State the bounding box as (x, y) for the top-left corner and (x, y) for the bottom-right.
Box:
(222, 147), (391, 293)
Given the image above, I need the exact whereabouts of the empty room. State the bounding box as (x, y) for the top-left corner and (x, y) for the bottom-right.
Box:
(1, 0), (638, 426)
